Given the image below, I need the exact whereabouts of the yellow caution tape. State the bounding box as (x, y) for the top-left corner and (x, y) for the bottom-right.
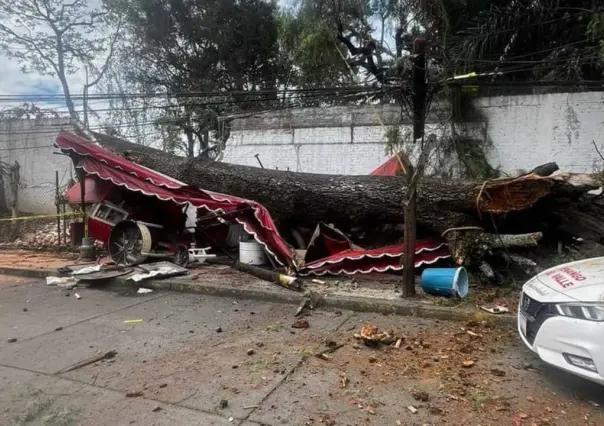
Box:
(453, 72), (477, 80)
(450, 71), (503, 81)
(0, 212), (80, 222)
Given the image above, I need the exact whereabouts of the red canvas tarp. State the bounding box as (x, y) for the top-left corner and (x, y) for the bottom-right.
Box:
(370, 153), (404, 176)
(300, 242), (450, 275)
(55, 132), (451, 276)
(64, 177), (112, 204)
(298, 223), (448, 275)
(55, 132), (293, 268)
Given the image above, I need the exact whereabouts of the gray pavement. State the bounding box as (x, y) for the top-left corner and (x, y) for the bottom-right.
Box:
(0, 278), (602, 425)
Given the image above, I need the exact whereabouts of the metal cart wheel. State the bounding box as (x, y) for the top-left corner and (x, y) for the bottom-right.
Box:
(108, 221), (152, 266)
(173, 244), (190, 267)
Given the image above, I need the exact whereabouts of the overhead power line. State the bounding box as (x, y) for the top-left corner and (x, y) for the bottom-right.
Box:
(444, 79), (604, 88)
(0, 86), (381, 103)
(0, 89), (395, 136)
(0, 88), (391, 120)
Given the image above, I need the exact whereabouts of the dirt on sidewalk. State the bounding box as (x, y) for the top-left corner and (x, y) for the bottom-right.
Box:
(118, 311), (602, 425)
(0, 249), (78, 269)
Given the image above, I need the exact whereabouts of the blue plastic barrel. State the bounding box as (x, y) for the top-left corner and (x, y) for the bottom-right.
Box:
(421, 267), (469, 298)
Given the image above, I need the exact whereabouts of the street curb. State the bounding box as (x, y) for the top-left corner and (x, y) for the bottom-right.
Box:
(110, 277), (517, 326)
(0, 266), (54, 279)
(0, 266), (515, 325)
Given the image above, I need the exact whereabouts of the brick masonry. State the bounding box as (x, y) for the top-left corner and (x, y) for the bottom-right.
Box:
(223, 91), (604, 175)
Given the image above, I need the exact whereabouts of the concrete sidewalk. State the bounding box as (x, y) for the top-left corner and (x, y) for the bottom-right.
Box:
(0, 264), (516, 325)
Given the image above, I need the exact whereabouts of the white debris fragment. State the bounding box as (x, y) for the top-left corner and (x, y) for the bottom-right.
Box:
(480, 305), (510, 315)
(46, 276), (62, 286)
(137, 288), (154, 294)
(129, 265), (183, 282)
(75, 293), (82, 300)
(72, 265), (101, 275)
(46, 276), (77, 288)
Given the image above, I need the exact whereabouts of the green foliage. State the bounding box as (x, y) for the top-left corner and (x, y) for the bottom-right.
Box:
(384, 125), (411, 156)
(446, 1), (604, 81)
(587, 12), (604, 73)
(105, 0), (281, 156)
(451, 135), (499, 179)
(276, 8), (353, 89)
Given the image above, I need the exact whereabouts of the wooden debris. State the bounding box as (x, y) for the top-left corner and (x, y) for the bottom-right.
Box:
(354, 325), (396, 346)
(292, 318), (310, 329)
(340, 374), (349, 389)
(314, 343), (345, 360)
(55, 350), (117, 374)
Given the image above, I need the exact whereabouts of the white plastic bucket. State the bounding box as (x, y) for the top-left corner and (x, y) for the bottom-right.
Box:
(239, 240), (267, 265)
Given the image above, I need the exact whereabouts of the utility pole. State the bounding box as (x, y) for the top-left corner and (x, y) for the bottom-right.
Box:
(83, 66), (89, 129)
(412, 37), (427, 140)
(401, 36), (427, 297)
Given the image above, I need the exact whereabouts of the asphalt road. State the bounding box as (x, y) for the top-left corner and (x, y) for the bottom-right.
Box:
(0, 277), (602, 425)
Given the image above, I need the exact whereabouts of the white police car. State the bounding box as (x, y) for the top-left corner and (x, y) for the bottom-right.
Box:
(518, 257), (604, 385)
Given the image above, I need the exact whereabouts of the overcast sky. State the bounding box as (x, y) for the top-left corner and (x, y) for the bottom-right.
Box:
(0, 0), (106, 118)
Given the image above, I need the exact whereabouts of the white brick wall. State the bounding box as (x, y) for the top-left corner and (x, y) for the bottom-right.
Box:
(223, 91), (604, 176)
(0, 119), (75, 214)
(477, 92), (604, 174)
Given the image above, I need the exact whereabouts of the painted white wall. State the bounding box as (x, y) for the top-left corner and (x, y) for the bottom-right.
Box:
(223, 91), (604, 176)
(0, 119), (74, 214)
(3, 91), (602, 212)
(476, 92), (604, 175)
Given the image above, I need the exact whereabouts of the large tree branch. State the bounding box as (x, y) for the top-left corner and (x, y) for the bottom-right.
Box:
(59, 0), (85, 21)
(62, 13), (108, 32)
(337, 32), (362, 55)
(33, 0), (55, 23)
(85, 17), (123, 89)
(0, 23), (59, 74)
(337, 30), (385, 83)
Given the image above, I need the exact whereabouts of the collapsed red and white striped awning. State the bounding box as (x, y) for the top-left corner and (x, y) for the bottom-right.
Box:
(55, 132), (450, 275)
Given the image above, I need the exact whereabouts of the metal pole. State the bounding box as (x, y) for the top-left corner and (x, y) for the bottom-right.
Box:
(78, 169), (88, 238)
(253, 153), (264, 169)
(55, 171), (61, 246)
(83, 66), (89, 129)
(62, 203), (67, 246)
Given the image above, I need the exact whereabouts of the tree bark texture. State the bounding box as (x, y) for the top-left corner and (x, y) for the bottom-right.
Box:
(402, 187), (417, 297)
(91, 133), (604, 253)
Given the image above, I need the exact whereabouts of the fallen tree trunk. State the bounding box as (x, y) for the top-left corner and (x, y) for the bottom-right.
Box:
(91, 133), (604, 264)
(94, 133), (598, 230)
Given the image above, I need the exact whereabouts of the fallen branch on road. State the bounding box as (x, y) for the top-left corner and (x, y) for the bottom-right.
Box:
(55, 350), (117, 374)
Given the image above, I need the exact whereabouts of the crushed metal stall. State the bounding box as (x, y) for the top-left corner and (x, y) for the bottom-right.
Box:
(55, 132), (450, 276)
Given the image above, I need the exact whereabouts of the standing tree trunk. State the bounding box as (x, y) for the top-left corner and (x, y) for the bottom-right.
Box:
(0, 174), (8, 213)
(185, 130), (195, 158)
(402, 173), (417, 297)
(401, 35), (427, 297)
(9, 161), (19, 218)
